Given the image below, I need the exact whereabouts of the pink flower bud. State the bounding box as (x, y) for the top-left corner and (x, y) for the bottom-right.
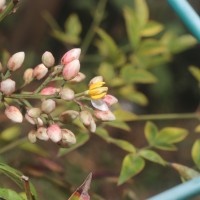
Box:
(40, 87), (60, 95)
(25, 114), (43, 126)
(23, 68), (33, 84)
(28, 130), (37, 143)
(27, 107), (41, 118)
(94, 110), (116, 121)
(69, 72), (86, 83)
(41, 99), (56, 114)
(103, 95), (118, 106)
(59, 88), (74, 101)
(5, 106), (23, 123)
(7, 52), (25, 71)
(1, 78), (16, 95)
(59, 110), (79, 123)
(47, 124), (62, 143)
(33, 64), (48, 80)
(79, 110), (93, 126)
(61, 48), (81, 65)
(62, 60), (80, 80)
(42, 51), (55, 67)
(61, 129), (76, 145)
(0, 0), (5, 10)
(89, 76), (103, 86)
(36, 127), (49, 141)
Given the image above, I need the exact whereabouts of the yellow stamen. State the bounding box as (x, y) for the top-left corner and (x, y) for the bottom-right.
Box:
(91, 92), (107, 99)
(89, 81), (105, 90)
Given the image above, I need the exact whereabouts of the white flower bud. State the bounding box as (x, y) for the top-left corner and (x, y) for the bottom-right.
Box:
(28, 130), (37, 143)
(59, 110), (79, 123)
(41, 99), (56, 114)
(7, 52), (25, 71)
(47, 124), (62, 143)
(27, 107), (41, 118)
(1, 79), (16, 95)
(0, 0), (6, 10)
(36, 127), (49, 141)
(42, 51), (55, 67)
(69, 72), (86, 83)
(79, 110), (93, 126)
(5, 106), (23, 123)
(25, 114), (43, 126)
(61, 129), (76, 145)
(33, 64), (48, 80)
(59, 88), (74, 101)
(23, 68), (33, 84)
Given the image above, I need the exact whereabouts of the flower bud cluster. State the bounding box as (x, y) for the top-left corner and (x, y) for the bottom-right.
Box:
(0, 49), (118, 148)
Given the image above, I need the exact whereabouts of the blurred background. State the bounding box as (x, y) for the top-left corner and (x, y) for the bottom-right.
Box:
(0, 0), (200, 199)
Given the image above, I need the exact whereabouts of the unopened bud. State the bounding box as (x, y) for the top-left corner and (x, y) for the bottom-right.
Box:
(94, 110), (115, 121)
(27, 107), (41, 118)
(47, 124), (62, 143)
(69, 72), (86, 83)
(79, 110), (93, 126)
(89, 118), (96, 133)
(62, 60), (80, 80)
(41, 99), (56, 114)
(23, 68), (33, 84)
(61, 48), (81, 65)
(103, 95), (118, 106)
(25, 114), (43, 126)
(28, 130), (37, 143)
(33, 64), (48, 80)
(0, 62), (3, 72)
(7, 52), (25, 71)
(41, 87), (60, 95)
(1, 78), (16, 95)
(59, 88), (74, 101)
(89, 76), (103, 86)
(5, 106), (23, 123)
(36, 127), (49, 141)
(59, 110), (79, 123)
(60, 129), (76, 146)
(42, 51), (55, 67)
(0, 0), (5, 10)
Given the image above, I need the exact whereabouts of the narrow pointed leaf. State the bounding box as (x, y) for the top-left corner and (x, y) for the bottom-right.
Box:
(0, 188), (24, 200)
(144, 121), (158, 146)
(192, 139), (200, 169)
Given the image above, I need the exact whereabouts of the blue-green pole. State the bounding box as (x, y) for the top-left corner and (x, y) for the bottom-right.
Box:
(167, 0), (200, 42)
(147, 177), (200, 200)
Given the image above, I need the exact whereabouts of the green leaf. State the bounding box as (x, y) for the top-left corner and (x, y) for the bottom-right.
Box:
(154, 143), (177, 151)
(0, 126), (21, 141)
(98, 62), (116, 82)
(58, 132), (89, 157)
(139, 149), (166, 165)
(118, 154), (145, 185)
(192, 139), (200, 169)
(0, 188), (24, 200)
(104, 121), (131, 131)
(141, 21), (164, 37)
(189, 66), (200, 82)
(113, 109), (137, 121)
(156, 127), (188, 144)
(121, 65), (157, 84)
(170, 163), (200, 181)
(95, 127), (110, 142)
(195, 125), (200, 133)
(144, 121), (158, 146)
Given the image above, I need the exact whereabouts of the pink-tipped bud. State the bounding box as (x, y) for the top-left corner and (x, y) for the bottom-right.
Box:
(25, 114), (43, 126)
(42, 51), (55, 68)
(40, 87), (60, 95)
(59, 110), (79, 123)
(28, 130), (37, 143)
(62, 60), (80, 80)
(0, 0), (5, 10)
(69, 72), (86, 83)
(36, 127), (49, 141)
(27, 107), (41, 118)
(41, 99), (56, 114)
(1, 78), (16, 95)
(61, 48), (81, 65)
(5, 106), (23, 123)
(94, 110), (116, 121)
(89, 76), (103, 86)
(59, 88), (74, 101)
(89, 118), (96, 133)
(7, 52), (25, 71)
(60, 129), (76, 145)
(47, 124), (62, 143)
(103, 95), (118, 106)
(79, 110), (93, 126)
(23, 68), (33, 84)
(33, 64), (48, 80)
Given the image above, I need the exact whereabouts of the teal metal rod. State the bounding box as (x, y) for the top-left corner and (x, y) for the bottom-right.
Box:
(167, 0), (200, 42)
(148, 177), (200, 200)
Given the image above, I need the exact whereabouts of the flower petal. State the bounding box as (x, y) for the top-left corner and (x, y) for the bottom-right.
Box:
(91, 99), (109, 111)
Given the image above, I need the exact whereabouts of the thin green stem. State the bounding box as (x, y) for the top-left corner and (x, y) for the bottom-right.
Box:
(0, 137), (27, 154)
(81, 0), (107, 57)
